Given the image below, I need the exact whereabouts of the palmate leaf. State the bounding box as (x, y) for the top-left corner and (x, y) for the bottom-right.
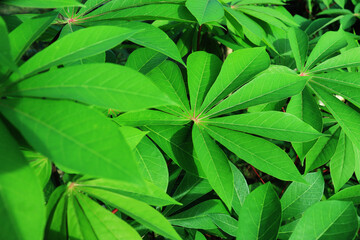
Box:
(330, 131), (356, 192)
(9, 12), (57, 63)
(288, 27), (308, 72)
(0, 98), (144, 185)
(11, 26), (140, 79)
(7, 63), (174, 111)
(2, 0), (83, 8)
(0, 119), (46, 240)
(77, 186), (182, 240)
(236, 183), (281, 240)
(45, 189), (67, 239)
(205, 126), (305, 183)
(281, 172), (324, 220)
(200, 47), (270, 113)
(192, 124), (234, 209)
(205, 66), (309, 118)
(205, 111), (322, 142)
(185, 0), (224, 25)
(309, 82), (360, 152)
(287, 86), (323, 162)
(289, 201), (358, 240)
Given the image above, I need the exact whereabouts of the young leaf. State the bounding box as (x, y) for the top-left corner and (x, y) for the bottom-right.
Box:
(9, 12), (57, 63)
(2, 0), (84, 8)
(13, 26), (140, 78)
(77, 187), (182, 240)
(0, 119), (46, 240)
(206, 126), (305, 183)
(281, 172), (324, 220)
(237, 183), (281, 240)
(288, 27), (308, 72)
(0, 98), (144, 185)
(309, 82), (360, 152)
(200, 47), (270, 113)
(304, 31), (347, 72)
(7, 63), (175, 111)
(289, 201), (358, 240)
(135, 136), (169, 191)
(187, 51), (222, 116)
(205, 66), (309, 118)
(185, 0), (224, 25)
(192, 124), (234, 209)
(330, 131), (356, 192)
(206, 111), (322, 142)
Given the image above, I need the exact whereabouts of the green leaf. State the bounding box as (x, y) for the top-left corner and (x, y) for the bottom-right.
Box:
(305, 124), (341, 173)
(169, 199), (228, 230)
(206, 126), (305, 183)
(13, 26), (140, 78)
(330, 185), (360, 205)
(230, 163), (249, 215)
(24, 150), (52, 188)
(0, 17), (17, 72)
(205, 66), (309, 117)
(2, 0), (83, 8)
(233, 0), (285, 5)
(335, 0), (346, 8)
(200, 47), (270, 113)
(192, 124), (234, 209)
(118, 126), (148, 150)
(114, 110), (189, 126)
(45, 190), (67, 239)
(126, 47), (167, 75)
(0, 119), (46, 240)
(135, 136), (169, 191)
(288, 27), (308, 72)
(289, 201), (358, 240)
(236, 183), (281, 240)
(147, 60), (190, 113)
(278, 220), (299, 240)
(311, 47), (360, 73)
(304, 31), (347, 72)
(311, 72), (360, 108)
(206, 111), (322, 142)
(77, 177), (179, 207)
(187, 51), (222, 116)
(330, 131), (356, 192)
(9, 12), (57, 63)
(281, 172), (324, 220)
(8, 63), (173, 111)
(209, 213), (238, 236)
(74, 192), (142, 239)
(77, 186), (181, 240)
(185, 0), (224, 25)
(287, 86), (323, 162)
(0, 98), (143, 185)
(143, 125), (205, 177)
(309, 82), (360, 153)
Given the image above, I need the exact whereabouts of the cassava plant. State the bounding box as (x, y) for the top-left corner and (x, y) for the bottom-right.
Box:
(0, 0), (360, 240)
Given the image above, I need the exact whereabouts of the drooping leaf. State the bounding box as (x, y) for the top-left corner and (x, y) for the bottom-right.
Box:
(77, 186), (181, 240)
(289, 201), (358, 240)
(9, 12), (57, 63)
(206, 126), (305, 183)
(135, 136), (169, 191)
(192, 124), (234, 209)
(200, 47), (270, 113)
(0, 119), (46, 240)
(13, 26), (140, 78)
(2, 0), (84, 8)
(0, 98), (144, 185)
(330, 131), (356, 192)
(205, 66), (309, 118)
(206, 111), (322, 142)
(236, 183), (281, 240)
(288, 27), (308, 72)
(304, 31), (347, 72)
(185, 0), (224, 25)
(7, 63), (174, 111)
(281, 172), (324, 220)
(187, 51), (222, 116)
